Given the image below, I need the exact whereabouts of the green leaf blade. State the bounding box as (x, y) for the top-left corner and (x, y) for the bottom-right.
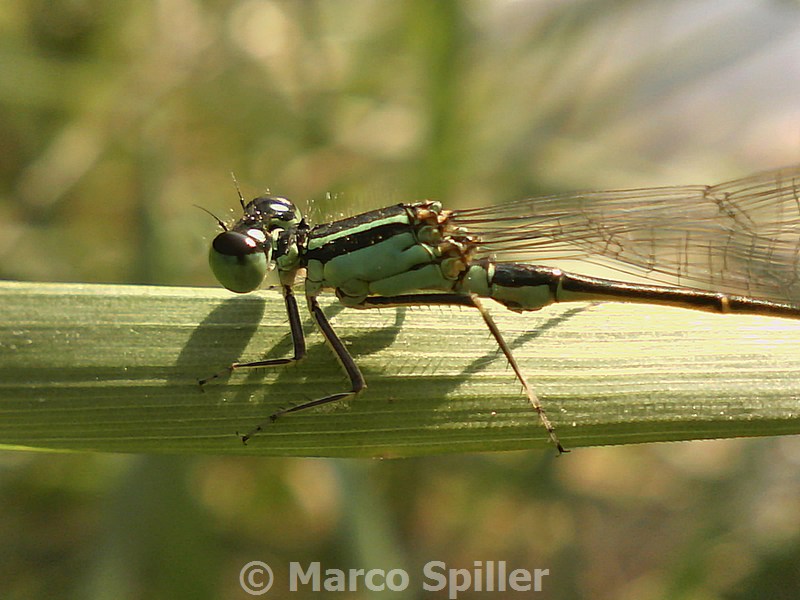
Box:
(1, 280), (799, 456)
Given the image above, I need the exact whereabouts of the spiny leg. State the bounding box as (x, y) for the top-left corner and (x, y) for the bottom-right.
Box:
(468, 295), (565, 454)
(240, 295), (366, 443)
(198, 284), (306, 386)
(361, 293), (565, 454)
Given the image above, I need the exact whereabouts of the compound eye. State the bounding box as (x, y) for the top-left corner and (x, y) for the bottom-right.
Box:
(212, 231), (259, 257)
(267, 197), (296, 219)
(248, 196), (300, 228)
(208, 231), (269, 293)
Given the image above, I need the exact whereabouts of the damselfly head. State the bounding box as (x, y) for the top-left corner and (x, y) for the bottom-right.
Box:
(206, 194), (303, 294)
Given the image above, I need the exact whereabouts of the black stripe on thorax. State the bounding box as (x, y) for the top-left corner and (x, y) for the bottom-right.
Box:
(305, 204), (414, 262)
(310, 204), (408, 238)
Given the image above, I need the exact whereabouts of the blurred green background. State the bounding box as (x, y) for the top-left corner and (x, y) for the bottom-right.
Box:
(2, 0), (800, 598)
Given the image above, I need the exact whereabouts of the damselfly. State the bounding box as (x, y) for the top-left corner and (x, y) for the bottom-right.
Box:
(201, 165), (800, 453)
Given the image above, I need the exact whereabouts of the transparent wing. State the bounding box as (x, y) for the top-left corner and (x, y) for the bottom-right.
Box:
(453, 166), (800, 304)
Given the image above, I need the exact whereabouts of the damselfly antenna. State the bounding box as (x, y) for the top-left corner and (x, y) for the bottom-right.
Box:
(230, 172), (246, 211)
(194, 204), (228, 232)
